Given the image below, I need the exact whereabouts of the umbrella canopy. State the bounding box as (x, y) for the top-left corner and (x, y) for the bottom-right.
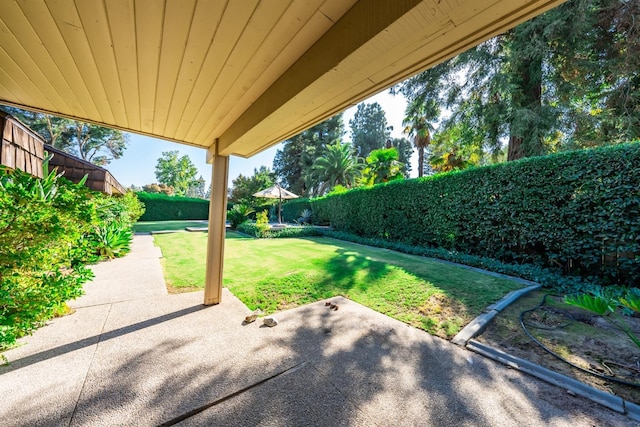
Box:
(253, 184), (299, 224)
(253, 185), (299, 200)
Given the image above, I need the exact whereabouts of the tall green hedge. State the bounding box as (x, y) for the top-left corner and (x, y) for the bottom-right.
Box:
(281, 198), (312, 223)
(137, 192), (209, 221)
(312, 143), (640, 284)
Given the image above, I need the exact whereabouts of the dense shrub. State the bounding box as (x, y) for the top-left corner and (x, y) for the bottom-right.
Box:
(0, 167), (97, 349)
(0, 167), (144, 349)
(137, 191), (209, 221)
(236, 222), (323, 239)
(312, 143), (640, 285)
(281, 198), (312, 223)
(227, 204), (254, 229)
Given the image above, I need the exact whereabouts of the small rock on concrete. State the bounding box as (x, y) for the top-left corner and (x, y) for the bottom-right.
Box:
(263, 316), (279, 327)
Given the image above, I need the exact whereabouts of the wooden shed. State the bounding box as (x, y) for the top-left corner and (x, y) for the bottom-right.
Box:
(45, 144), (126, 195)
(0, 111), (45, 178)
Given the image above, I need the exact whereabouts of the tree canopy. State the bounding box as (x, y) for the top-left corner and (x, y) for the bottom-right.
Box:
(1, 107), (127, 166)
(154, 151), (199, 197)
(229, 166), (275, 205)
(349, 102), (390, 158)
(393, 0), (640, 169)
(273, 115), (344, 196)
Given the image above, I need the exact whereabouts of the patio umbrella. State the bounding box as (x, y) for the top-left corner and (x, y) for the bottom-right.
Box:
(253, 184), (299, 224)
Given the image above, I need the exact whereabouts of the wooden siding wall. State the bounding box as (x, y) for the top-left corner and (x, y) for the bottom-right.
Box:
(47, 148), (126, 195)
(0, 115), (45, 178)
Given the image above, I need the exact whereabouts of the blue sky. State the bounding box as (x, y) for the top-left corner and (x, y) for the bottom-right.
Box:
(106, 90), (410, 189)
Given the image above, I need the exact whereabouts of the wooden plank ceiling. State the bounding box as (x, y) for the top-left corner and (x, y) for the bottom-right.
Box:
(0, 0), (565, 159)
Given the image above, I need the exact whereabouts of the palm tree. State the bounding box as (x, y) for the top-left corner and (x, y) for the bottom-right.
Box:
(312, 140), (362, 194)
(403, 98), (438, 177)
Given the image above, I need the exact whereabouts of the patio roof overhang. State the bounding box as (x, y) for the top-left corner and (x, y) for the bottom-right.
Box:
(0, 0), (565, 160)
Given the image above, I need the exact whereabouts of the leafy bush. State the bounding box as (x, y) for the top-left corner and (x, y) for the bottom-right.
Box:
(255, 211), (270, 237)
(137, 191), (209, 221)
(236, 221), (259, 237)
(0, 164), (144, 349)
(227, 204), (255, 229)
(312, 143), (640, 285)
(91, 221), (134, 259)
(0, 166), (98, 349)
(235, 222), (322, 239)
(565, 287), (640, 348)
(297, 209), (313, 225)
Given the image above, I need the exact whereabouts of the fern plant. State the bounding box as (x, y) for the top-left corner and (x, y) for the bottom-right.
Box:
(565, 287), (640, 349)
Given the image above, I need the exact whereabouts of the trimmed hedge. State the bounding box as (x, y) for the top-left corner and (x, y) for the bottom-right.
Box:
(312, 143), (640, 285)
(137, 192), (209, 221)
(236, 222), (323, 238)
(281, 198), (312, 223)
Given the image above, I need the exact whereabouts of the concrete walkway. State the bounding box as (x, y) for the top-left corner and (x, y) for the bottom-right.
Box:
(0, 236), (633, 426)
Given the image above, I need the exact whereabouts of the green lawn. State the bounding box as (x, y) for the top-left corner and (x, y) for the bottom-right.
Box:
(133, 220), (208, 233)
(153, 231), (523, 338)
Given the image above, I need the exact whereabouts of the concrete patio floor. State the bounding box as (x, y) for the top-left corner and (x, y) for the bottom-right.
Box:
(0, 236), (634, 426)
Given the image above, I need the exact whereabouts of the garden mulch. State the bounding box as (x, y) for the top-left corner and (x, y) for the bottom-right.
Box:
(0, 236), (634, 426)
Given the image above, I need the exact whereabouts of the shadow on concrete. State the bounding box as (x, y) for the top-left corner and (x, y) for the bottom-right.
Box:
(7, 297), (632, 426)
(0, 304), (208, 374)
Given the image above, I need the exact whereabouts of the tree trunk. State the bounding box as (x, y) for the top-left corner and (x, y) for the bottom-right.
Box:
(507, 24), (543, 161)
(417, 146), (424, 177)
(507, 136), (524, 161)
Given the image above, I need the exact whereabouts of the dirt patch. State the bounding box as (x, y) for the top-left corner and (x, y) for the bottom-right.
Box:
(476, 290), (640, 404)
(417, 293), (469, 339)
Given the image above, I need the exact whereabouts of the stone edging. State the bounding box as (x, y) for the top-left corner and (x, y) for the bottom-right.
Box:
(467, 340), (640, 422)
(451, 284), (541, 345)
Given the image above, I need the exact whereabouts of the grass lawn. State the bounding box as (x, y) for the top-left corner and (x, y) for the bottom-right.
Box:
(133, 220), (208, 233)
(153, 231), (523, 338)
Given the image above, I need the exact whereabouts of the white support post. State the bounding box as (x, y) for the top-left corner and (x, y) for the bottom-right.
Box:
(204, 149), (229, 305)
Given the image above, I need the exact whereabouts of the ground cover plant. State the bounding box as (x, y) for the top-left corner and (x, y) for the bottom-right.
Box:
(152, 231), (522, 338)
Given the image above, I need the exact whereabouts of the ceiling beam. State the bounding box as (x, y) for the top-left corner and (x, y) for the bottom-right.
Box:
(216, 0), (422, 156)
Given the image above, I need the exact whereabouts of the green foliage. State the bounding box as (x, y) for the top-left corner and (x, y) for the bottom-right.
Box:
(273, 115), (345, 197)
(564, 293), (612, 316)
(227, 204), (255, 229)
(2, 106), (127, 165)
(142, 183), (174, 195)
(236, 221), (259, 237)
(565, 286), (640, 348)
(0, 166), (97, 349)
(0, 165), (144, 349)
(154, 151), (199, 196)
(395, 0), (640, 163)
(311, 140), (363, 194)
(229, 166), (275, 206)
(312, 143), (640, 285)
(281, 198), (312, 223)
(349, 102), (390, 158)
(390, 137), (414, 177)
(255, 211), (270, 237)
(94, 191), (145, 229)
(360, 147), (404, 186)
(297, 209), (313, 225)
(91, 221), (133, 259)
(137, 191), (209, 221)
